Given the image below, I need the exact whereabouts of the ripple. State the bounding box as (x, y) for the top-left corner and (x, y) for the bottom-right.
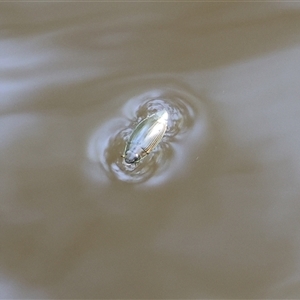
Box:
(87, 82), (206, 185)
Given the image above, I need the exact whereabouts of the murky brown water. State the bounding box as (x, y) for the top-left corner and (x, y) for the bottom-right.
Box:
(1, 2), (300, 298)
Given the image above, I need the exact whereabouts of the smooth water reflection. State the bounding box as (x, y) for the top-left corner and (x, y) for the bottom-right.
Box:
(1, 2), (300, 299)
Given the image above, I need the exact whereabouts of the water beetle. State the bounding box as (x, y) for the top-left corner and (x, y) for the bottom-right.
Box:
(122, 109), (169, 164)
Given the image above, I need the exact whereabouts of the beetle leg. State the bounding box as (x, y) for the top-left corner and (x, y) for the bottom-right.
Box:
(141, 147), (150, 155)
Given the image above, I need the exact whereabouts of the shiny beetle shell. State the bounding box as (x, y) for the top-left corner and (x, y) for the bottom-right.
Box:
(123, 109), (169, 164)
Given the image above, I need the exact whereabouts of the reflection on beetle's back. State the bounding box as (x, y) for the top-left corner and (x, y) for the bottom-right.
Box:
(123, 109), (169, 165)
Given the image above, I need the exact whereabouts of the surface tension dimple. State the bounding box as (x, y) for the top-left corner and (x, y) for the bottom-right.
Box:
(123, 109), (168, 165)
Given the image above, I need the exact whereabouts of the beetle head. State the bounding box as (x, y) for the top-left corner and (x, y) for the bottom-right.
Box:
(124, 151), (140, 164)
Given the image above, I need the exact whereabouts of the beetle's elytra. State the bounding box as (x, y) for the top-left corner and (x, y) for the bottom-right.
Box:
(122, 109), (169, 164)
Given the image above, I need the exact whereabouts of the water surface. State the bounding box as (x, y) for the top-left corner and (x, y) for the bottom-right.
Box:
(1, 2), (300, 298)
